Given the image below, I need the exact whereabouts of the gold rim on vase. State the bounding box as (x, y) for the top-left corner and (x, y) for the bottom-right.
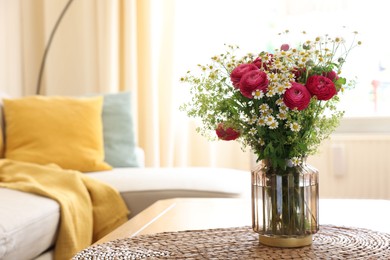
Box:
(259, 235), (313, 248)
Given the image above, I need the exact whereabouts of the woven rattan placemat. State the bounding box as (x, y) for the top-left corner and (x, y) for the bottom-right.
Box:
(73, 225), (390, 259)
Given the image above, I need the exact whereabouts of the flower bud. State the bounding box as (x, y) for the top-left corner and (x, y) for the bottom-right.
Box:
(305, 60), (315, 67)
(280, 44), (290, 51)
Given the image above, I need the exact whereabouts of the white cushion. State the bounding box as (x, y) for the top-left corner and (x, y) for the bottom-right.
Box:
(87, 167), (251, 218)
(0, 188), (59, 260)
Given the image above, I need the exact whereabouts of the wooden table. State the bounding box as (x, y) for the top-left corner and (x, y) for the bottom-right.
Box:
(96, 198), (390, 244)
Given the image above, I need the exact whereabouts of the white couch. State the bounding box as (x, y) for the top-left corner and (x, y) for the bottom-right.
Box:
(0, 166), (251, 260)
(0, 94), (251, 259)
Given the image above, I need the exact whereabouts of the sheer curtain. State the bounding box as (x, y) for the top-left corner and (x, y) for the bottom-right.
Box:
(0, 0), (25, 97)
(0, 0), (253, 170)
(0, 0), (119, 96)
(133, 0), (252, 169)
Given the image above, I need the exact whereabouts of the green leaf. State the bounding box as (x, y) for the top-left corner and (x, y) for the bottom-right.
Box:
(335, 77), (346, 85)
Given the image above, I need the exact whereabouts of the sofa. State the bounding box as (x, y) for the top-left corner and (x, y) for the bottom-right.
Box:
(0, 93), (251, 260)
(0, 165), (251, 260)
(0, 168), (250, 260)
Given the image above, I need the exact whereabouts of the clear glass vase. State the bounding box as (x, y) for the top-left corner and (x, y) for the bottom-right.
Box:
(251, 159), (319, 247)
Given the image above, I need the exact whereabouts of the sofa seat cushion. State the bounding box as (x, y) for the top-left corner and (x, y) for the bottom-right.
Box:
(0, 188), (60, 260)
(87, 167), (251, 218)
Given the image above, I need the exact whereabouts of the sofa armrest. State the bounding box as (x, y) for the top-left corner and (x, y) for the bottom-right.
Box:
(87, 167), (251, 218)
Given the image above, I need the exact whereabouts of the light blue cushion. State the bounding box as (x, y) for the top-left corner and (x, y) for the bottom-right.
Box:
(102, 92), (139, 167)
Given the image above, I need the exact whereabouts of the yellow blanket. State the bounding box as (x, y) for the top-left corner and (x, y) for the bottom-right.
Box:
(0, 159), (129, 260)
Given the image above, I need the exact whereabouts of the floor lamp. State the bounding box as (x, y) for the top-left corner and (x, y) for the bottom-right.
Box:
(35, 0), (75, 95)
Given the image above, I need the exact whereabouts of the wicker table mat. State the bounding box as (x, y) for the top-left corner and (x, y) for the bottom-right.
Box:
(73, 225), (390, 259)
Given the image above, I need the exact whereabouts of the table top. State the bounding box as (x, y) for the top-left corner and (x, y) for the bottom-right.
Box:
(96, 198), (389, 245)
(77, 225), (390, 259)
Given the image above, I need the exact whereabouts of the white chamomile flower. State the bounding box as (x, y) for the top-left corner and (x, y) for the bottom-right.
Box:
(291, 157), (301, 166)
(268, 73), (277, 81)
(334, 36), (345, 43)
(262, 54), (271, 62)
(315, 36), (323, 42)
(252, 90), (264, 100)
(257, 117), (266, 126)
(267, 84), (276, 91)
(268, 121), (279, 129)
(248, 116), (257, 125)
(277, 112), (287, 120)
(283, 81), (291, 88)
(290, 122), (301, 132)
(275, 84), (286, 95)
(249, 128), (257, 136)
(261, 109), (272, 117)
(274, 62), (284, 70)
(266, 89), (276, 97)
(265, 115), (276, 125)
(279, 104), (288, 112)
(259, 103), (269, 113)
(276, 98), (284, 106)
(279, 50), (287, 57)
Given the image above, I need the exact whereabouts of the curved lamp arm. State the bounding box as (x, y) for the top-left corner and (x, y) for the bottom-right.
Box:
(36, 0), (75, 95)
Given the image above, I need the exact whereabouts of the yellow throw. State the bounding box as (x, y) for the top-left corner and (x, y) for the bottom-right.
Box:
(0, 159), (129, 260)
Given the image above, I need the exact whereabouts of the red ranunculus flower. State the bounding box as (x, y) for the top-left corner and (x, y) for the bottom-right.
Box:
(322, 70), (339, 82)
(291, 67), (306, 81)
(252, 54), (273, 71)
(306, 75), (337, 100)
(252, 57), (262, 68)
(215, 123), (240, 141)
(283, 82), (311, 110)
(230, 63), (258, 88)
(239, 70), (269, 98)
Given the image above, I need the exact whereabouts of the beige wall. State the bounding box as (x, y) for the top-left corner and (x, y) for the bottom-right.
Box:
(308, 134), (390, 199)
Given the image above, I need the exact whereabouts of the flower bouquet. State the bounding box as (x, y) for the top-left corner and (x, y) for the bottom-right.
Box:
(180, 30), (360, 247)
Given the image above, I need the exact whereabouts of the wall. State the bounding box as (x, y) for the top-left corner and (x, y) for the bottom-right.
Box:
(308, 134), (390, 199)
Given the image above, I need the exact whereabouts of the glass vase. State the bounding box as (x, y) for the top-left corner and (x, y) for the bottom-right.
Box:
(251, 159), (319, 247)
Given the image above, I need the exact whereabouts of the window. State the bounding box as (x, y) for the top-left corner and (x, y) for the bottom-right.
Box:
(173, 0), (390, 132)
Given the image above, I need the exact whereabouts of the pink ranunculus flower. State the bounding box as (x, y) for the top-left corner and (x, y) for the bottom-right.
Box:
(239, 70), (269, 99)
(306, 75), (337, 100)
(283, 82), (311, 110)
(230, 63), (258, 88)
(215, 123), (240, 141)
